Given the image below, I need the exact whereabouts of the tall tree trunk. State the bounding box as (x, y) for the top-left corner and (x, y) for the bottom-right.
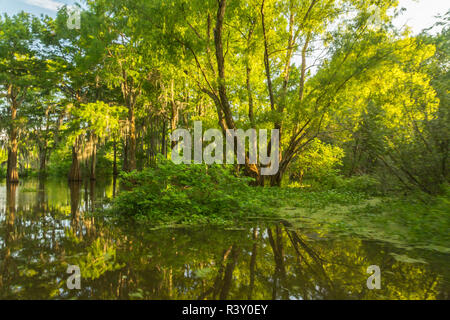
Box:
(39, 145), (47, 175)
(90, 139), (97, 180)
(245, 26), (255, 127)
(119, 64), (139, 173)
(68, 144), (82, 182)
(7, 149), (18, 183)
(161, 118), (167, 157)
(122, 140), (128, 172)
(261, 0), (275, 114)
(113, 175), (117, 198)
(214, 0), (235, 130)
(127, 106), (136, 172)
(212, 0), (261, 181)
(246, 64), (255, 127)
(7, 103), (19, 183)
(113, 140), (118, 176)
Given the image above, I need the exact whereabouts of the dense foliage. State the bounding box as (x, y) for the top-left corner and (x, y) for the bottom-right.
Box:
(0, 2), (448, 243)
(1, 1), (449, 303)
(114, 157), (258, 223)
(0, 1), (447, 193)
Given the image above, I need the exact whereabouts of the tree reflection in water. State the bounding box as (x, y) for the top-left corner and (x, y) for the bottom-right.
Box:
(0, 178), (448, 300)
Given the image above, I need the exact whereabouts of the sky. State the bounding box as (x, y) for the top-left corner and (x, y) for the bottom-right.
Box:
(0, 0), (448, 35)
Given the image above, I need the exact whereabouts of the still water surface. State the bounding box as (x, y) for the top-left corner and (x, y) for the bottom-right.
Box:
(0, 177), (448, 300)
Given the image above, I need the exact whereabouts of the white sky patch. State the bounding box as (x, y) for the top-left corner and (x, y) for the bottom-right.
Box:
(24, 0), (64, 12)
(395, 0), (449, 34)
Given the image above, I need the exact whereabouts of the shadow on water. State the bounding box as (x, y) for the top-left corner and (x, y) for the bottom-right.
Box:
(0, 177), (448, 300)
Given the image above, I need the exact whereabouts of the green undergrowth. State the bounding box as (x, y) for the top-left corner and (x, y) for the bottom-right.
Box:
(107, 158), (449, 253)
(108, 157), (376, 227)
(280, 188), (450, 254)
(110, 157), (262, 226)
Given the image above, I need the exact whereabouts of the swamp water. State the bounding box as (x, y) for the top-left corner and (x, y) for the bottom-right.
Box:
(0, 178), (448, 300)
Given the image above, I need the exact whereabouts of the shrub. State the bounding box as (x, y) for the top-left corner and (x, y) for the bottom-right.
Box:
(288, 139), (344, 187)
(336, 175), (381, 195)
(299, 174), (381, 195)
(113, 156), (255, 222)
